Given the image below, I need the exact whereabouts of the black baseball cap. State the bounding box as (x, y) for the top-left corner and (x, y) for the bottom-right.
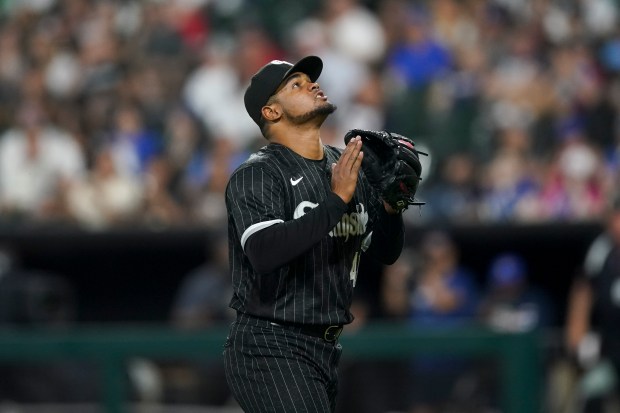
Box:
(244, 55), (323, 126)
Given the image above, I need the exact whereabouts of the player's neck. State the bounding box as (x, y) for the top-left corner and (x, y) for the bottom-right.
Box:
(271, 128), (324, 160)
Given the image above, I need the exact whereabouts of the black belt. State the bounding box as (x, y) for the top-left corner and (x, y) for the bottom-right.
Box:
(272, 322), (344, 342)
(237, 313), (343, 342)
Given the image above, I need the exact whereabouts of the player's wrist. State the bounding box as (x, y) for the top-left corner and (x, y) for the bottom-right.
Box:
(330, 191), (349, 205)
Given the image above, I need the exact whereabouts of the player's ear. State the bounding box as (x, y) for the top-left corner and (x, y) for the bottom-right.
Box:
(261, 102), (282, 123)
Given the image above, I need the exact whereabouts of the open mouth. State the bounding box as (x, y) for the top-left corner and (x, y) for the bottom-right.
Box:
(316, 90), (327, 100)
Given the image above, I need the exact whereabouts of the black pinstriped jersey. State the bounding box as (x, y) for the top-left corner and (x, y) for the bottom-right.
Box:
(584, 235), (620, 345)
(226, 143), (383, 326)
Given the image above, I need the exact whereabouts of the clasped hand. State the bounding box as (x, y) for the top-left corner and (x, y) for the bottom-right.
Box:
(331, 136), (363, 204)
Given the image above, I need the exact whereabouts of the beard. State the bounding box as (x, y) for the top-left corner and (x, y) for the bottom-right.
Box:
(285, 102), (337, 125)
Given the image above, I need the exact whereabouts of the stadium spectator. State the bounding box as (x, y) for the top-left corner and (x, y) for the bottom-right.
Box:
(386, 6), (453, 91)
(65, 146), (143, 230)
(0, 0), (617, 227)
(478, 140), (540, 222)
(383, 3), (454, 153)
(163, 227), (234, 406)
(184, 137), (247, 227)
(382, 231), (482, 413)
(106, 103), (163, 178)
(0, 100), (85, 223)
(475, 252), (555, 411)
(419, 153), (481, 223)
(408, 230), (480, 327)
(289, 17), (377, 145)
(321, 0), (387, 65)
(479, 252), (555, 332)
(538, 132), (607, 221)
(142, 156), (186, 228)
(181, 34), (255, 150)
(381, 247), (419, 319)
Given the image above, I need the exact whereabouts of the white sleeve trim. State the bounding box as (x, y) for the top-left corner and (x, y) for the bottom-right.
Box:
(240, 219), (284, 251)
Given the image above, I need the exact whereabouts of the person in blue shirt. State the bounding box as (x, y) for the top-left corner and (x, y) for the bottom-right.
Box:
(479, 252), (554, 332)
(384, 231), (480, 413)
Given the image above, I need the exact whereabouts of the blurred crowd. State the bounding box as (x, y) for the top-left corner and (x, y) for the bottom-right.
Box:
(0, 0), (618, 230)
(2, 1), (620, 411)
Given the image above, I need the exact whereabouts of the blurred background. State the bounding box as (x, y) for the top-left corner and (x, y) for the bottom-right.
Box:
(0, 0), (619, 412)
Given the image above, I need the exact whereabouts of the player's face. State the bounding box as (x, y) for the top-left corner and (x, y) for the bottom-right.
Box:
(275, 72), (336, 125)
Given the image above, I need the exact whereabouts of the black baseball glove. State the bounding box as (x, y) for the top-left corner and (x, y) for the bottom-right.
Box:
(344, 129), (426, 212)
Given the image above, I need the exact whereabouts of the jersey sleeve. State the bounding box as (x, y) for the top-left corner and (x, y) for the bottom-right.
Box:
(243, 192), (348, 274)
(361, 175), (405, 264)
(226, 164), (285, 251)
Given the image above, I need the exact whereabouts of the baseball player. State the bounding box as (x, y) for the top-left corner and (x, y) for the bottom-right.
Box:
(223, 55), (414, 413)
(565, 195), (620, 411)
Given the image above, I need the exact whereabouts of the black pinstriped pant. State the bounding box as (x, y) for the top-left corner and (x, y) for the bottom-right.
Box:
(223, 313), (343, 413)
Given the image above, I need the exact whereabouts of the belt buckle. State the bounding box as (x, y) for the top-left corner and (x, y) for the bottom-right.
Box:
(323, 325), (343, 342)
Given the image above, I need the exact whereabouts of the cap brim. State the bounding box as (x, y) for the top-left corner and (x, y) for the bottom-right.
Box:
(283, 55), (323, 85)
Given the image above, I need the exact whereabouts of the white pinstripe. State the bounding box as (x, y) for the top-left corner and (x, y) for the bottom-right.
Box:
(225, 318), (341, 412)
(224, 143), (382, 411)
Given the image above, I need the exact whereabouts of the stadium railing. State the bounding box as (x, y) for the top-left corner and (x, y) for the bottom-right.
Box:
(0, 323), (542, 413)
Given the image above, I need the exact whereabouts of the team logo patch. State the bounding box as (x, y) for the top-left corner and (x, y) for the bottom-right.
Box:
(293, 201), (319, 219)
(293, 201), (368, 242)
(329, 203), (368, 241)
(270, 60), (292, 66)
